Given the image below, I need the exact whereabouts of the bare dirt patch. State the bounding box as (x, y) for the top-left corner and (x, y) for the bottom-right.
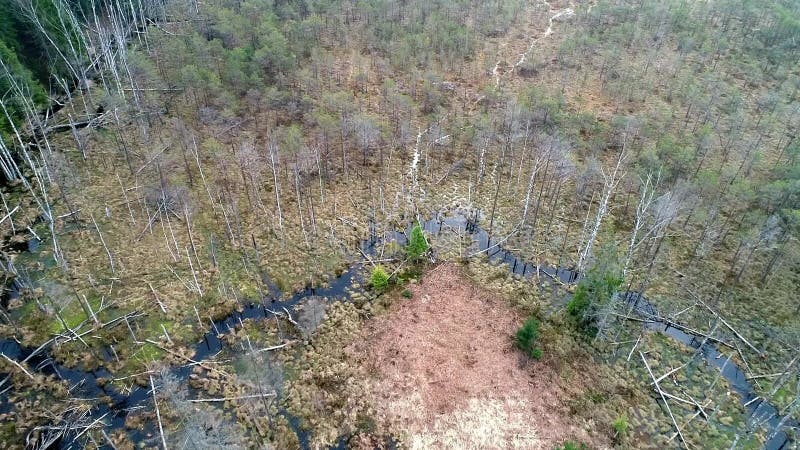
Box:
(352, 263), (602, 449)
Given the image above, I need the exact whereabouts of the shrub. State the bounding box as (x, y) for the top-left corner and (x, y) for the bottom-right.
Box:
(370, 265), (389, 292)
(401, 289), (412, 298)
(612, 415), (628, 437)
(555, 442), (588, 450)
(515, 317), (542, 359)
(406, 223), (429, 259)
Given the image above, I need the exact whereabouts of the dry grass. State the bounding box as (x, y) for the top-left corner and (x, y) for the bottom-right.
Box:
(404, 396), (540, 449)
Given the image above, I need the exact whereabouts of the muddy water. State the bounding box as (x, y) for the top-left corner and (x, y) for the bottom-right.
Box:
(0, 212), (795, 449)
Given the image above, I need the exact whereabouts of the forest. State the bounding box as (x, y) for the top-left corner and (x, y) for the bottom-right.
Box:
(0, 0), (798, 448)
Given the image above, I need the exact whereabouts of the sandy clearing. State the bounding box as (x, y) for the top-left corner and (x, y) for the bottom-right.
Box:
(353, 263), (600, 449)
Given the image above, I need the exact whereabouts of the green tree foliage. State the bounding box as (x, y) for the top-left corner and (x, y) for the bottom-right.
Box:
(514, 317), (542, 360)
(519, 86), (564, 128)
(369, 265), (389, 292)
(0, 1), (54, 83)
(406, 223), (428, 260)
(0, 0), (74, 137)
(0, 0), (92, 142)
(654, 133), (693, 181)
(567, 257), (623, 336)
(759, 3), (800, 65)
(252, 21), (294, 80)
(0, 40), (48, 136)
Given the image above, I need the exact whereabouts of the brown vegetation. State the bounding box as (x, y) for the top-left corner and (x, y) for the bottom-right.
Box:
(354, 263), (604, 449)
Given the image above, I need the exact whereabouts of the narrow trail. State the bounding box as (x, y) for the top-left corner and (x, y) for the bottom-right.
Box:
(493, 0), (580, 88)
(407, 127), (426, 187)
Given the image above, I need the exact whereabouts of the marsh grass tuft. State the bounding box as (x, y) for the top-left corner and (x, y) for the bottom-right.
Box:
(612, 415), (628, 440)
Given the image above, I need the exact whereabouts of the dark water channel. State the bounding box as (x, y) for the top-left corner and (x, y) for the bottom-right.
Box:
(0, 212), (795, 449)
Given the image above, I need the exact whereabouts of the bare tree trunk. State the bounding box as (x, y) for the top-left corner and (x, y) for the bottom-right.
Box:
(578, 148), (626, 273)
(268, 138), (284, 233)
(623, 170), (659, 278)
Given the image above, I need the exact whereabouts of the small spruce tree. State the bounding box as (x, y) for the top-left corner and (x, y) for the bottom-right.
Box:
(515, 317), (542, 359)
(567, 248), (623, 336)
(406, 223), (429, 260)
(370, 265), (389, 292)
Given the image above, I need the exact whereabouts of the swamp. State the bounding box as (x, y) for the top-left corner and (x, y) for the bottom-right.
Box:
(0, 0), (799, 448)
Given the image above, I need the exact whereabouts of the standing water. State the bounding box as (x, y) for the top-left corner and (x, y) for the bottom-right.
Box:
(0, 212), (794, 449)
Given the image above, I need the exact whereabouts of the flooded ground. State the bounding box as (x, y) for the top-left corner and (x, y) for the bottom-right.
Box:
(0, 212), (795, 448)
